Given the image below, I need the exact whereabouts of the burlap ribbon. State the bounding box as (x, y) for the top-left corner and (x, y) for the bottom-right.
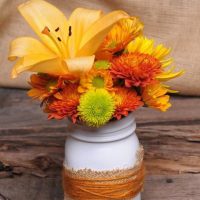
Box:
(63, 146), (145, 200)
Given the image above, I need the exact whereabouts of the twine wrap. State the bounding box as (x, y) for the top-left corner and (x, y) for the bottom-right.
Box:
(63, 146), (145, 200)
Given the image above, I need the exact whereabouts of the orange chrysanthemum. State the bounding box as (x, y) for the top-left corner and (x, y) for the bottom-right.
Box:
(28, 73), (79, 101)
(127, 37), (184, 82)
(113, 87), (143, 120)
(78, 69), (113, 93)
(96, 17), (143, 60)
(46, 84), (80, 123)
(142, 83), (172, 112)
(110, 52), (162, 87)
(28, 74), (59, 100)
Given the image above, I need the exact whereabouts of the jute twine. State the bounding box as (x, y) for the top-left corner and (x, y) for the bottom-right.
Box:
(63, 146), (145, 200)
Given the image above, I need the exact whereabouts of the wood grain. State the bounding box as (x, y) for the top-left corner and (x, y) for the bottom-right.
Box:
(0, 174), (200, 200)
(143, 174), (200, 200)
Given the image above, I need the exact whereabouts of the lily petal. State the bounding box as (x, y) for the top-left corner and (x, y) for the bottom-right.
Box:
(8, 37), (67, 77)
(30, 58), (68, 74)
(13, 57), (68, 77)
(78, 10), (129, 56)
(11, 58), (24, 78)
(8, 37), (56, 61)
(68, 8), (102, 58)
(18, 0), (68, 56)
(65, 55), (95, 73)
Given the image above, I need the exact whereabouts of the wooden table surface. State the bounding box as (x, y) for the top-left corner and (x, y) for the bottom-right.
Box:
(0, 88), (200, 200)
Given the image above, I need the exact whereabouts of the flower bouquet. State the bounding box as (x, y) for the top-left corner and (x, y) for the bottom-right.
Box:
(8, 0), (184, 199)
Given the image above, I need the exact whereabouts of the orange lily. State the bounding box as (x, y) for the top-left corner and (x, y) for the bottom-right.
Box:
(8, 0), (129, 78)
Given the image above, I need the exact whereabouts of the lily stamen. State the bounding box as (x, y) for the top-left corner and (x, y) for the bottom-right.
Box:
(55, 27), (60, 32)
(42, 26), (51, 34)
(69, 26), (72, 36)
(42, 26), (67, 57)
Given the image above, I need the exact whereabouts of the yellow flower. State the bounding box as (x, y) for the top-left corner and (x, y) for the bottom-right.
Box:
(8, 0), (129, 78)
(142, 83), (176, 111)
(78, 69), (113, 93)
(96, 17), (143, 60)
(127, 36), (184, 81)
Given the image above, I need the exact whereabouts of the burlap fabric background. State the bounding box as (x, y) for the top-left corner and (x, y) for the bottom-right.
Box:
(0, 0), (199, 95)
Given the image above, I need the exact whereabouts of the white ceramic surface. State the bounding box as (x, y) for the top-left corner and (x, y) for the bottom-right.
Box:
(64, 113), (141, 200)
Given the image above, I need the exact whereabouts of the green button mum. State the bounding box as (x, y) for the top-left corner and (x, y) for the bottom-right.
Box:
(78, 89), (115, 127)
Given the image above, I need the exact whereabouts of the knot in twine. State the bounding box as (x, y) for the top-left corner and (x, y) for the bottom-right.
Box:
(63, 146), (145, 200)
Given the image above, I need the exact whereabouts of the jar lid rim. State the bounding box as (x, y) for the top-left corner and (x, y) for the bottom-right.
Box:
(67, 113), (136, 142)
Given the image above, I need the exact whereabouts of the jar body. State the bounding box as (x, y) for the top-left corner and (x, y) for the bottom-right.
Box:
(64, 113), (141, 200)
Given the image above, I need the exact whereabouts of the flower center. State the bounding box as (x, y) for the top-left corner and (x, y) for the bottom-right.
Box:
(46, 80), (57, 92)
(93, 105), (103, 115)
(92, 76), (105, 88)
(113, 49), (124, 57)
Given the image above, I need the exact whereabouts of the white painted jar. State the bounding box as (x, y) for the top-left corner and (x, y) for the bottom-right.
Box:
(64, 113), (141, 200)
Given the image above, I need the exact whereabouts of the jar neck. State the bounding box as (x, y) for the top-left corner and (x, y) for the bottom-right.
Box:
(67, 113), (136, 143)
